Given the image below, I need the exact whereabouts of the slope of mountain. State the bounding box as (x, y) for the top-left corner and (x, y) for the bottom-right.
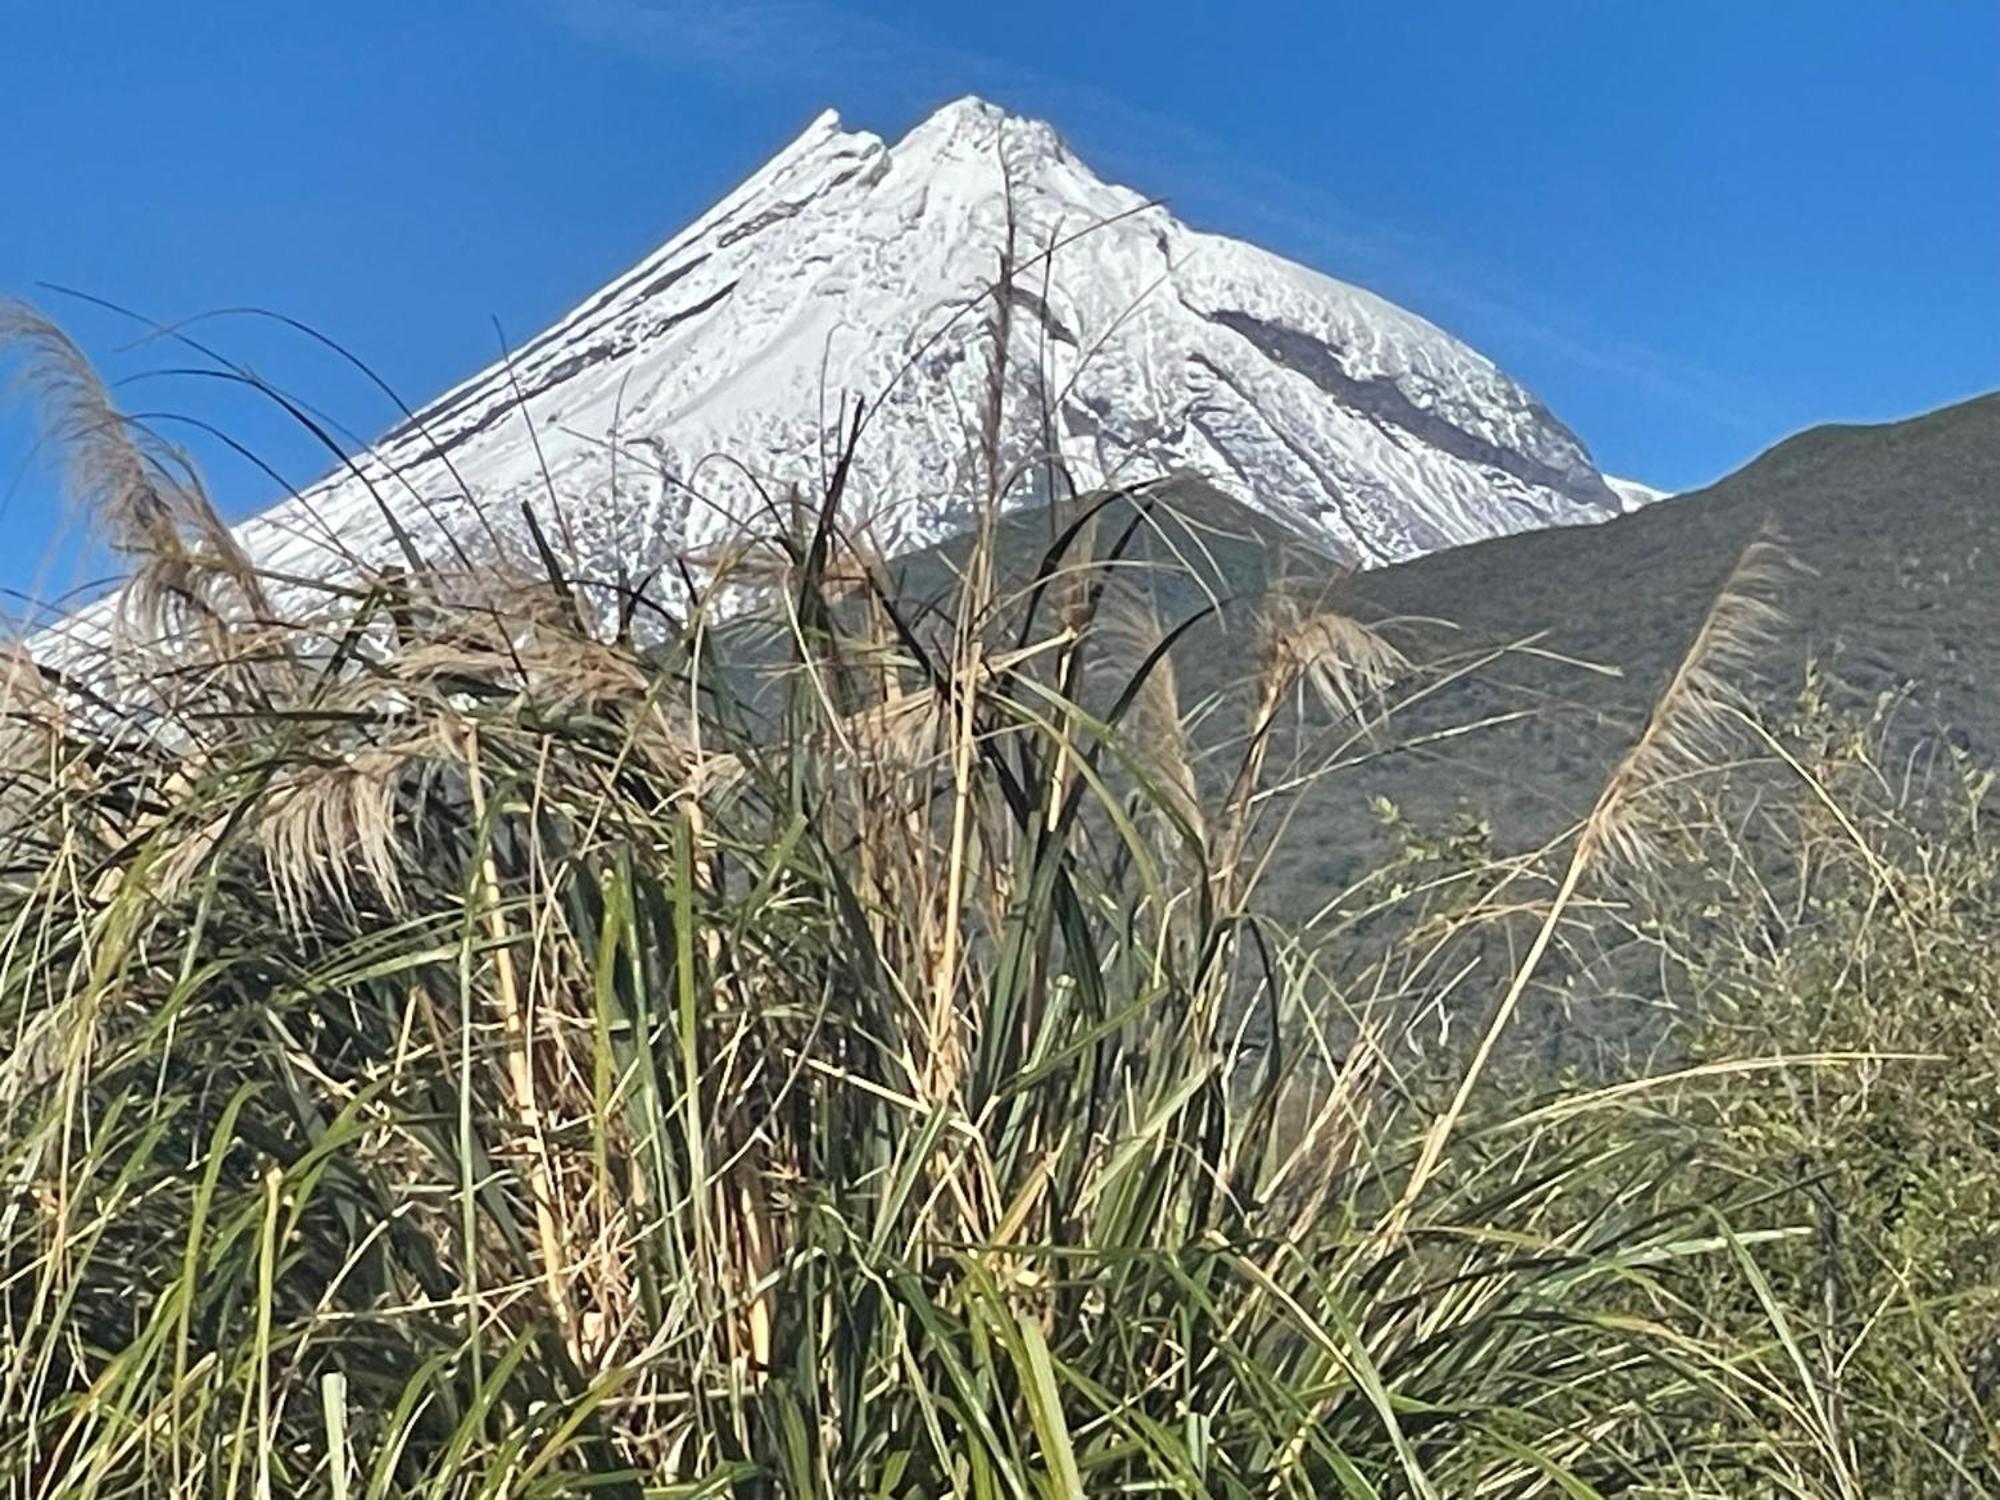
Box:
(1335, 387), (2000, 837)
(888, 390), (1999, 914)
(147, 96), (1634, 625)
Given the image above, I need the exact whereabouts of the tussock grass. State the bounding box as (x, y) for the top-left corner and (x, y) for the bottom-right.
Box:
(0, 301), (1993, 1497)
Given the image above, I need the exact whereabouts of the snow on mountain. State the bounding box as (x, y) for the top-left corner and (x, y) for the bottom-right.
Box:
(89, 97), (1649, 632)
(1605, 475), (1672, 512)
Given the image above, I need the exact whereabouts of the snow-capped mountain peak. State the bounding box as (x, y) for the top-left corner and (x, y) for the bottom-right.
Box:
(123, 97), (1644, 623)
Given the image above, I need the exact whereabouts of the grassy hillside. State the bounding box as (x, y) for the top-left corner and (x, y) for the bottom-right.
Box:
(887, 393), (2000, 912)
(2, 304), (1996, 1495)
(1343, 390), (2000, 823)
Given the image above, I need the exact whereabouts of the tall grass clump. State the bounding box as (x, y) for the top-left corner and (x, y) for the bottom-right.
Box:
(0, 300), (1987, 1496)
(1650, 689), (2000, 1495)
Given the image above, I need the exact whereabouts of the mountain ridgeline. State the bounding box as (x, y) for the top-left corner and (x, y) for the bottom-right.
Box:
(50, 96), (1648, 657)
(888, 391), (2000, 914)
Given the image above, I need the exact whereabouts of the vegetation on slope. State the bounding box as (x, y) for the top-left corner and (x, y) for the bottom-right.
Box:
(0, 302), (1994, 1496)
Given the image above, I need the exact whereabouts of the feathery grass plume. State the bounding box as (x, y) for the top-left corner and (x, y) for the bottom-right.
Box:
(1213, 590), (1407, 896)
(1392, 525), (1791, 1236)
(1580, 525), (1791, 872)
(1259, 589), (1411, 729)
(1, 302), (274, 655)
(685, 527), (883, 605)
(0, 646), (64, 798)
(832, 678), (946, 770)
(252, 745), (412, 917)
(1098, 581), (1204, 845)
(0, 303), (176, 556)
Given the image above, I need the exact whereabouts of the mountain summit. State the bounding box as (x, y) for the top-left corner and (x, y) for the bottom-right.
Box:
(200, 98), (1638, 604)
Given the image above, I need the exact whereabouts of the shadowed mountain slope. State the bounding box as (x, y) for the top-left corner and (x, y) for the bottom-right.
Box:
(889, 390), (1999, 918)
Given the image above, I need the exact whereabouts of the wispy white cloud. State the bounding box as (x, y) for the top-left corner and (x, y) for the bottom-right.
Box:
(547, 0), (981, 88)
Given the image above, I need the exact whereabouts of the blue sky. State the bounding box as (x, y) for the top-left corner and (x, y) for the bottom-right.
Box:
(2, 1), (1995, 605)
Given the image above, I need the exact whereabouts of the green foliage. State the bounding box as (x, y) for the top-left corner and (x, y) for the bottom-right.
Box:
(0, 303), (1992, 1496)
(1664, 706), (2000, 1494)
